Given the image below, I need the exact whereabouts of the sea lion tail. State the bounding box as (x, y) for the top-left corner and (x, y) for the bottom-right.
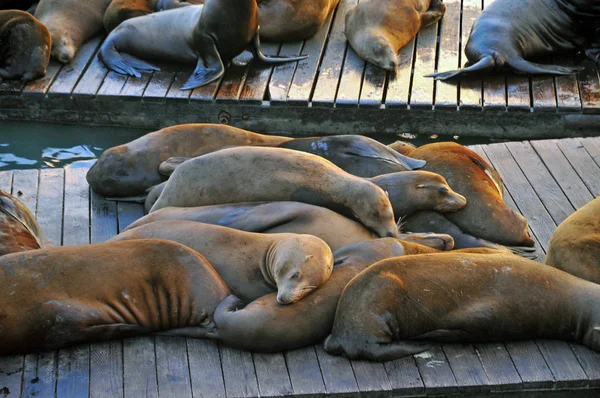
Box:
(425, 55), (495, 81)
(252, 30), (309, 63)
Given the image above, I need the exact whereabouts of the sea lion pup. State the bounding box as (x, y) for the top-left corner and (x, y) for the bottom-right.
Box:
(344, 0), (446, 70)
(199, 239), (440, 351)
(547, 196), (600, 284)
(0, 10), (50, 82)
(34, 0), (111, 64)
(427, 0), (600, 80)
(98, 0), (308, 90)
(0, 239), (229, 355)
(110, 220), (334, 304)
(150, 147), (399, 238)
(124, 202), (456, 251)
(0, 189), (50, 255)
(405, 142), (534, 247)
(278, 135), (426, 177)
(86, 124), (292, 197)
(324, 252), (600, 361)
(103, 0), (158, 33)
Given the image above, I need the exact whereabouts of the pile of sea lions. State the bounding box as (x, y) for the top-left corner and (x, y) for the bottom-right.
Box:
(2, 0), (598, 85)
(2, 123), (600, 361)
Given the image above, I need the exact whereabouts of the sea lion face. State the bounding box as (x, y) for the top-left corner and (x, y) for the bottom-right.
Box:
(50, 31), (76, 64)
(272, 235), (334, 305)
(356, 185), (398, 238)
(414, 173), (467, 213)
(354, 33), (398, 71)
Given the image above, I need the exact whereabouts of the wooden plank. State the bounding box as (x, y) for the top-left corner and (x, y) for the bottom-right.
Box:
(443, 345), (490, 392)
(554, 55), (582, 112)
(335, 1), (365, 109)
(409, 17), (440, 108)
(555, 138), (600, 197)
(117, 202), (144, 232)
(219, 345), (259, 398)
(22, 61), (63, 98)
(166, 67), (194, 101)
(48, 37), (102, 97)
(11, 169), (38, 213)
(253, 353), (293, 397)
(385, 38), (416, 108)
(72, 52), (110, 99)
(580, 136), (600, 169)
(383, 356), (425, 397)
(314, 345), (359, 397)
(268, 41), (304, 105)
(530, 140), (594, 209)
(189, 73), (222, 103)
(536, 339), (589, 388)
(239, 43), (280, 104)
(569, 344), (600, 386)
(123, 337), (158, 398)
(187, 339), (226, 398)
(0, 171), (12, 191)
(458, 0), (483, 109)
(481, 0), (507, 111)
(359, 62), (386, 108)
(531, 57), (557, 112)
(350, 360), (392, 397)
(0, 79), (25, 96)
(311, 0), (353, 107)
(506, 72), (531, 111)
(96, 71), (128, 99)
(504, 341), (554, 389)
(432, 0), (461, 109)
(120, 73), (152, 100)
(155, 336), (193, 398)
(474, 343), (523, 392)
(413, 347), (458, 395)
(36, 168), (65, 246)
(214, 61), (248, 103)
(143, 65), (177, 101)
(90, 190), (118, 244)
(505, 141), (575, 224)
(56, 346), (90, 398)
(22, 352), (57, 398)
(578, 59), (600, 113)
(482, 143), (556, 250)
(287, 10), (335, 105)
(284, 347), (327, 397)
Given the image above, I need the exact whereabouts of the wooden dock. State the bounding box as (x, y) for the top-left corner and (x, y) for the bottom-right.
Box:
(0, 136), (599, 397)
(1, 0), (599, 139)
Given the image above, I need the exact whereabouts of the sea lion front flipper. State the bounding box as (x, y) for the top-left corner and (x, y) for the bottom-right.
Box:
(421, 0), (446, 28)
(82, 323), (156, 340)
(252, 28), (309, 63)
(155, 326), (217, 339)
(181, 37), (224, 90)
(159, 157), (191, 176)
(412, 329), (472, 341)
(506, 58), (584, 76)
(425, 55), (496, 80)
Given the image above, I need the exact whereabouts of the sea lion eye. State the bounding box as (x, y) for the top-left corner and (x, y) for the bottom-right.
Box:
(290, 272), (299, 280)
(439, 186), (449, 193)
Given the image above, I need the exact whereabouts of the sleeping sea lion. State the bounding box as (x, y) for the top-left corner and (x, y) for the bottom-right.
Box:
(324, 252), (600, 361)
(98, 0), (308, 90)
(345, 0), (446, 70)
(0, 10), (50, 82)
(427, 0), (600, 80)
(0, 189), (50, 255)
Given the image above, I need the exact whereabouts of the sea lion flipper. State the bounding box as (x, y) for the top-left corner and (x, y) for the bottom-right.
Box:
(506, 58), (584, 76)
(421, 0), (446, 28)
(215, 204), (299, 232)
(159, 157), (190, 177)
(120, 53), (160, 73)
(181, 39), (224, 90)
(585, 48), (600, 64)
(252, 29), (309, 63)
(425, 55), (495, 81)
(155, 326), (216, 339)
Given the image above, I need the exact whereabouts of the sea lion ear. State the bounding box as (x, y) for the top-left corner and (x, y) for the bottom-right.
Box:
(385, 190), (389, 197)
(305, 255), (313, 262)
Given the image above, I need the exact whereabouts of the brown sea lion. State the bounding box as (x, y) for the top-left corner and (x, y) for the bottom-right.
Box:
(404, 142), (533, 247)
(86, 124), (292, 198)
(324, 252), (600, 361)
(387, 140), (417, 156)
(98, 0), (308, 90)
(0, 10), (50, 82)
(194, 239), (441, 351)
(103, 0), (158, 33)
(34, 0), (111, 64)
(149, 147), (399, 239)
(124, 202), (456, 251)
(0, 189), (50, 256)
(344, 0), (446, 70)
(547, 196), (600, 283)
(110, 220), (334, 304)
(0, 239), (229, 355)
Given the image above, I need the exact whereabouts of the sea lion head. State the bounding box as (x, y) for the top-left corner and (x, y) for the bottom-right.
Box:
(354, 32), (398, 71)
(354, 183), (399, 238)
(268, 235), (334, 305)
(50, 31), (76, 64)
(413, 171), (467, 213)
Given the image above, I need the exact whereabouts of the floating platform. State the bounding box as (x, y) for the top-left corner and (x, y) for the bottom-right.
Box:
(1, 0), (599, 139)
(0, 136), (600, 397)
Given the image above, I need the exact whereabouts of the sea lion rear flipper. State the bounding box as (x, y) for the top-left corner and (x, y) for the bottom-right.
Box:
(425, 55), (495, 81)
(506, 58), (584, 76)
(155, 326), (217, 339)
(181, 37), (224, 90)
(252, 28), (309, 63)
(421, 0), (446, 28)
(215, 204), (299, 232)
(120, 53), (160, 73)
(412, 329), (472, 341)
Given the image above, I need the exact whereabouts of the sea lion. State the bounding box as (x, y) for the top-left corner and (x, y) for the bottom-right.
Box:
(387, 140), (417, 156)
(98, 0), (308, 90)
(427, 0), (600, 80)
(124, 202), (456, 251)
(195, 239), (441, 351)
(547, 196), (600, 284)
(86, 124), (292, 198)
(0, 239), (229, 355)
(34, 0), (111, 64)
(103, 0), (158, 33)
(278, 135), (426, 177)
(324, 252), (600, 361)
(110, 220), (334, 304)
(0, 10), (50, 82)
(149, 146), (399, 239)
(404, 142), (534, 247)
(344, 0), (446, 70)
(0, 189), (50, 256)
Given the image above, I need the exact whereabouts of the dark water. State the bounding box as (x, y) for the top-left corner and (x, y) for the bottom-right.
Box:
(0, 121), (496, 171)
